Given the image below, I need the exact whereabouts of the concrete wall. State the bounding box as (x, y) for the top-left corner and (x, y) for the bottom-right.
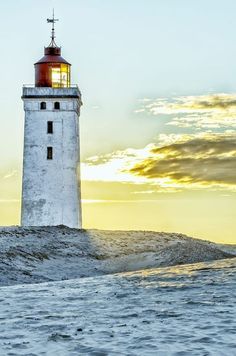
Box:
(21, 87), (82, 228)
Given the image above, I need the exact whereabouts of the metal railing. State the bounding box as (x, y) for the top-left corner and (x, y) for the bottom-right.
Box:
(23, 84), (79, 88)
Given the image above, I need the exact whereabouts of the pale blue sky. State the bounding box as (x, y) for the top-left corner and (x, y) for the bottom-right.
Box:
(1, 0), (236, 167)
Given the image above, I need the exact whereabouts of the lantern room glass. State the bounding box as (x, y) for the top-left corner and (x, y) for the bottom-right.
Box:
(51, 64), (70, 88)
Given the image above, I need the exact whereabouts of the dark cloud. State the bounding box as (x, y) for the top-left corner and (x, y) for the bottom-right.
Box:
(186, 95), (236, 110)
(128, 135), (236, 186)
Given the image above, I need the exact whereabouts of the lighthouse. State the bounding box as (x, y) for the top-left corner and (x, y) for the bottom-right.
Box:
(21, 14), (82, 228)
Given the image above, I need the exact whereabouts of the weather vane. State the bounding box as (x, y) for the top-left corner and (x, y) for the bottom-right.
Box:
(47, 9), (59, 44)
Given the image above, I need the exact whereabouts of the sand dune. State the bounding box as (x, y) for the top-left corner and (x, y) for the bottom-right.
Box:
(0, 226), (234, 286)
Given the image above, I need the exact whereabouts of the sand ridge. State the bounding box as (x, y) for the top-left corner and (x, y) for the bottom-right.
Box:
(0, 226), (234, 286)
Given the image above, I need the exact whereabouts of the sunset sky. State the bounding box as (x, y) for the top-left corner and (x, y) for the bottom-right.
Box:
(0, 0), (236, 243)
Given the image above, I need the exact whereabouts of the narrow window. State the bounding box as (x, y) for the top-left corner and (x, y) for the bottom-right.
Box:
(40, 102), (46, 110)
(47, 147), (53, 160)
(47, 121), (53, 134)
(54, 102), (60, 110)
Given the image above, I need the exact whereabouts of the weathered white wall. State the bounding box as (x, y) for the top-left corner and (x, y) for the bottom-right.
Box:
(21, 87), (82, 228)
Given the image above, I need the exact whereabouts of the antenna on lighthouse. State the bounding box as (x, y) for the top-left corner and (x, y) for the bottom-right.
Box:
(47, 9), (59, 47)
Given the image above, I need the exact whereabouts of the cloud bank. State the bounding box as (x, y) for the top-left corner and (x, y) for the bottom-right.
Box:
(81, 93), (236, 193)
(82, 133), (236, 192)
(136, 94), (236, 129)
(128, 133), (236, 187)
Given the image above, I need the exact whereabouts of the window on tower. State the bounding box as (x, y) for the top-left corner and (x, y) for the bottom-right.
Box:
(47, 121), (53, 134)
(54, 102), (60, 110)
(47, 147), (53, 160)
(40, 102), (46, 110)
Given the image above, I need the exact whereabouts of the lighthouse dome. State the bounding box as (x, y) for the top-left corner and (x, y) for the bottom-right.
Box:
(35, 45), (71, 88)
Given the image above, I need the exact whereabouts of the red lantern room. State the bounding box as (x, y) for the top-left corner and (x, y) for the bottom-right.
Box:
(34, 12), (71, 88)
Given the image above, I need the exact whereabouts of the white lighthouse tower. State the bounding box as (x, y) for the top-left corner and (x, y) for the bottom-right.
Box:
(21, 14), (82, 228)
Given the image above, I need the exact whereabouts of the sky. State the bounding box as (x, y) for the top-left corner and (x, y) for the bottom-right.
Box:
(0, 0), (236, 243)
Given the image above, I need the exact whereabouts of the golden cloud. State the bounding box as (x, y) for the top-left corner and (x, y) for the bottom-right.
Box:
(136, 94), (236, 129)
(81, 133), (236, 192)
(128, 133), (236, 187)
